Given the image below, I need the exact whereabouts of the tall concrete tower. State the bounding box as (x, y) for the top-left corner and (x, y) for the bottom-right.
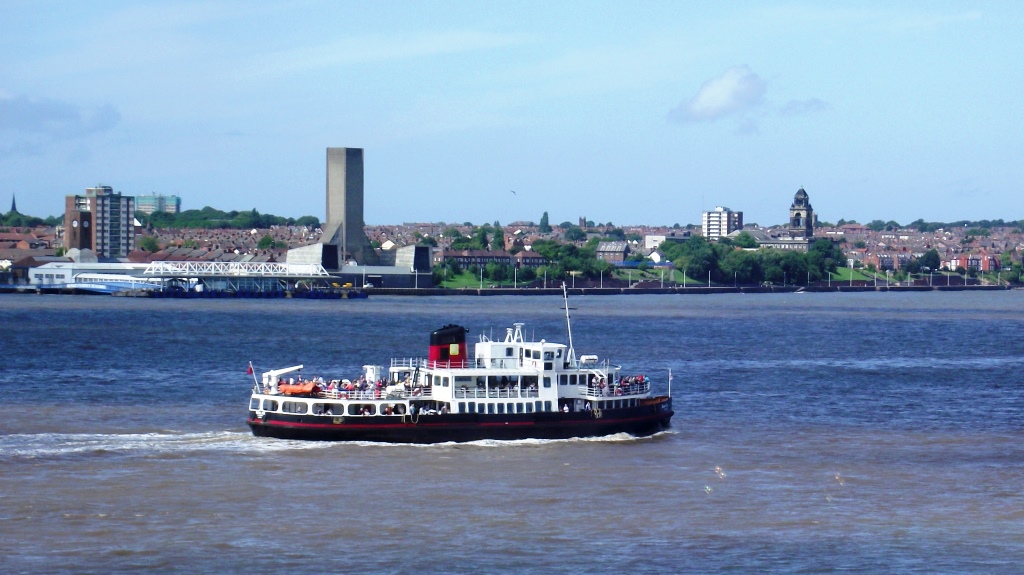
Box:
(321, 147), (377, 266)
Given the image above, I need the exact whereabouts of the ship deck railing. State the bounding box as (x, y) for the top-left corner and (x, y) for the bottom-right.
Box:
(391, 357), (476, 370)
(316, 388), (433, 400)
(454, 388), (540, 399)
(576, 381), (650, 398)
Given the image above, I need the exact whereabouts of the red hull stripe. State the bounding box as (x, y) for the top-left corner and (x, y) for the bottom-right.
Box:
(248, 413), (669, 430)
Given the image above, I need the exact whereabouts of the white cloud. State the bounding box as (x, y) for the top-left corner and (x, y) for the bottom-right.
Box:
(669, 65), (766, 123)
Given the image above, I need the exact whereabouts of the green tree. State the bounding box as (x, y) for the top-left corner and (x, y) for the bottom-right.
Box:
(918, 249), (941, 271)
(138, 236), (160, 252)
(539, 212), (552, 233)
(564, 226), (586, 242)
(257, 234), (275, 250)
(733, 232), (758, 248)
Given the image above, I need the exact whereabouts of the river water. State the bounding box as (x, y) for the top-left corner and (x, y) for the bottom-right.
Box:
(1, 291), (1022, 574)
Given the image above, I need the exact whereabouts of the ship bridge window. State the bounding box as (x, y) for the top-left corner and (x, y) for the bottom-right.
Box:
(262, 399), (279, 411)
(249, 398), (261, 410)
(544, 351), (554, 360)
(281, 401), (308, 414)
(532, 350), (540, 360)
(506, 347), (514, 357)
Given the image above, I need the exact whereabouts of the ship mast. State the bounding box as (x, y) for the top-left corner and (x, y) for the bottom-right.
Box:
(561, 282), (577, 366)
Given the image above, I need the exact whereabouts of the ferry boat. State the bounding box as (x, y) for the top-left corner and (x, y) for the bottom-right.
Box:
(246, 287), (673, 443)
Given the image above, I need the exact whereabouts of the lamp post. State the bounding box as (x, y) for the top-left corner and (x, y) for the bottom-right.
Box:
(600, 270), (603, 289)
(734, 271), (738, 288)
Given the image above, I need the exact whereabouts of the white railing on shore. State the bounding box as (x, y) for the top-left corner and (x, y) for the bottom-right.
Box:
(144, 261), (331, 277)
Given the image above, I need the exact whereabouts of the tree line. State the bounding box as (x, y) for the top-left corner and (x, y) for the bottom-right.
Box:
(139, 207), (320, 229)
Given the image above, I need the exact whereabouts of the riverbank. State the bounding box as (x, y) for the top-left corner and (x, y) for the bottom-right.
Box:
(370, 284), (1013, 296)
(1, 283), (1013, 297)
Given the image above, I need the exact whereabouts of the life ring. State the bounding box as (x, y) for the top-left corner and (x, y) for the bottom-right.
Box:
(593, 408), (603, 419)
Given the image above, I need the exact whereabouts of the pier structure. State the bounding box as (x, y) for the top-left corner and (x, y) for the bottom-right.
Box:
(143, 261), (333, 293)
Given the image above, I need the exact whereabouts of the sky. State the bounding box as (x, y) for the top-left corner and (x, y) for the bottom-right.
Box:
(1, 1), (1021, 227)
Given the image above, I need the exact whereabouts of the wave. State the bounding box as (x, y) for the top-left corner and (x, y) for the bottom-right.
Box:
(0, 430), (331, 460)
(0, 429), (678, 459)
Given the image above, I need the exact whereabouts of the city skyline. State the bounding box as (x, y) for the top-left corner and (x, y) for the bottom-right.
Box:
(1, 2), (1021, 226)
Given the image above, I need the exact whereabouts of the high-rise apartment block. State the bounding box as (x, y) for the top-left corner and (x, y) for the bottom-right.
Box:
(702, 206), (743, 240)
(136, 193), (181, 215)
(64, 185), (136, 258)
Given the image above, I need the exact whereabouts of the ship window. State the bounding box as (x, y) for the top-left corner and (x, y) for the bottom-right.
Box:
(458, 402), (466, 413)
(466, 402), (474, 413)
(477, 403), (485, 414)
(543, 377), (551, 388)
(544, 351), (553, 360)
(262, 399), (278, 411)
(509, 403), (515, 414)
(556, 349), (562, 358)
(544, 401), (552, 412)
(349, 404), (376, 415)
(249, 398), (260, 410)
(544, 362), (553, 370)
(281, 401), (307, 414)
(497, 404), (505, 414)
(559, 374), (568, 386)
(487, 404), (494, 414)
(532, 350), (540, 360)
(516, 403), (523, 413)
(442, 377), (449, 387)
(526, 403), (534, 413)
(534, 401), (542, 412)
(434, 375), (441, 386)
(506, 347), (514, 357)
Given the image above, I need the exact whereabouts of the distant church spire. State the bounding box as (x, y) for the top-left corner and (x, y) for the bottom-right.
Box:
(9, 193), (16, 214)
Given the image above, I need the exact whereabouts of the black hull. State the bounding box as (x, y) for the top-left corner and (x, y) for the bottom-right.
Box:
(247, 401), (673, 444)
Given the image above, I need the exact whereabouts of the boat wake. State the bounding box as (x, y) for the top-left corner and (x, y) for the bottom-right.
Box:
(0, 430), (334, 461)
(1, 429), (678, 460)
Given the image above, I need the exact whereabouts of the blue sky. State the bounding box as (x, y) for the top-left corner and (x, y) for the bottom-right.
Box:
(1, 1), (1021, 227)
